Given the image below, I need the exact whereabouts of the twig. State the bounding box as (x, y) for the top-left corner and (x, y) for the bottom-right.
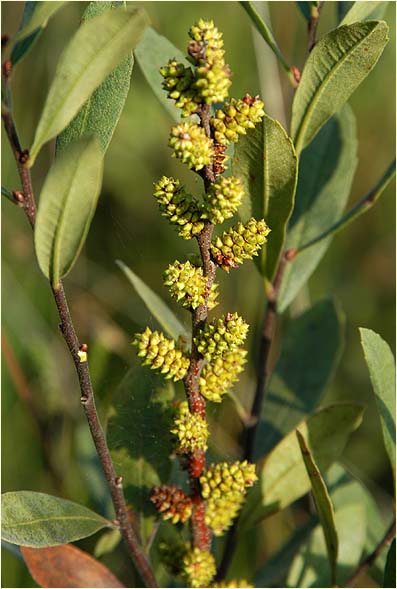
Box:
(216, 251), (291, 579)
(345, 519), (396, 587)
(307, 1), (324, 53)
(2, 333), (64, 494)
(294, 159), (396, 256)
(2, 107), (158, 588)
(182, 104), (216, 551)
(240, 1), (298, 87)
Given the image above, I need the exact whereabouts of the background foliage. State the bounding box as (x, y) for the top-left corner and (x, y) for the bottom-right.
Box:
(2, 1), (395, 587)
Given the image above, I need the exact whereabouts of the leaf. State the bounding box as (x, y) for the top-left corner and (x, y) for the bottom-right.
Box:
(107, 365), (174, 544)
(29, 7), (149, 165)
(21, 544), (125, 588)
(291, 20), (389, 154)
(296, 430), (338, 585)
(360, 328), (396, 482)
(34, 137), (103, 287)
(134, 27), (189, 123)
(254, 299), (344, 459)
(278, 104), (358, 312)
(337, 2), (354, 23)
(116, 260), (190, 342)
(11, 2), (66, 67)
(56, 2), (133, 155)
(232, 114), (297, 280)
(384, 539), (396, 588)
(12, 1), (65, 43)
(296, 1), (311, 21)
(341, 2), (388, 26)
(2, 491), (110, 547)
(245, 403), (364, 525)
(287, 463), (367, 587)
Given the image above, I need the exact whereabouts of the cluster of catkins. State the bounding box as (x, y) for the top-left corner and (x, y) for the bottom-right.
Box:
(132, 19), (270, 588)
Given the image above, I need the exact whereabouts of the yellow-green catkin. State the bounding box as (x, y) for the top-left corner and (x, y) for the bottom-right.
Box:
(203, 176), (244, 224)
(212, 581), (253, 588)
(132, 327), (189, 381)
(169, 122), (214, 170)
(210, 95), (265, 145)
(194, 312), (249, 360)
(199, 349), (247, 402)
(188, 19), (231, 105)
(160, 59), (198, 117)
(211, 218), (271, 272)
(164, 260), (218, 310)
(153, 176), (205, 239)
(182, 547), (217, 588)
(200, 461), (257, 536)
(171, 400), (209, 452)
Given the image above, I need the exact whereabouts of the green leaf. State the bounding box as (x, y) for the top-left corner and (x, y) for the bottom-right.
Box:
(246, 403), (364, 524)
(296, 430), (338, 585)
(337, 2), (354, 23)
(13, 1), (65, 43)
(278, 104), (357, 312)
(2, 185), (14, 203)
(56, 2), (133, 155)
(360, 328), (396, 482)
(116, 260), (190, 343)
(34, 137), (103, 287)
(94, 528), (121, 558)
(11, 2), (66, 68)
(107, 365), (174, 544)
(29, 7), (148, 165)
(134, 27), (189, 123)
(341, 2), (388, 26)
(291, 20), (389, 154)
(287, 463), (367, 587)
(384, 539), (396, 588)
(296, 2), (311, 21)
(1, 491), (109, 547)
(254, 299), (344, 459)
(232, 114), (297, 280)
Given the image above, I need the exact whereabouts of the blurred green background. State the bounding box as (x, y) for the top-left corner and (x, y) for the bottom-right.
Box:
(2, 1), (395, 587)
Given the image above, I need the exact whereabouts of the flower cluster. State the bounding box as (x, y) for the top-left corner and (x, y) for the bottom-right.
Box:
(202, 176), (244, 224)
(164, 260), (218, 310)
(150, 484), (193, 524)
(182, 547), (216, 588)
(194, 313), (249, 360)
(200, 349), (247, 402)
(200, 461), (257, 536)
(169, 122), (214, 170)
(160, 60), (197, 117)
(211, 218), (271, 272)
(188, 19), (231, 105)
(212, 581), (253, 588)
(170, 401), (209, 452)
(211, 94), (265, 145)
(153, 176), (204, 239)
(132, 327), (189, 381)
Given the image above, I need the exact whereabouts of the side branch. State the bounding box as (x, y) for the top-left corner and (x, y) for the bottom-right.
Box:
(2, 110), (158, 588)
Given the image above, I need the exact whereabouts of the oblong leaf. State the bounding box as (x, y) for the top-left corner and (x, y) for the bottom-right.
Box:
(232, 114), (297, 280)
(279, 104), (357, 312)
(13, 1), (65, 43)
(116, 260), (190, 342)
(11, 2), (66, 67)
(384, 539), (396, 588)
(2, 491), (109, 547)
(291, 20), (389, 154)
(56, 2), (133, 155)
(360, 328), (396, 482)
(21, 544), (125, 587)
(297, 430), (338, 585)
(29, 7), (148, 165)
(254, 299), (344, 459)
(134, 27), (189, 123)
(241, 403), (364, 529)
(35, 137), (103, 287)
(341, 1), (388, 26)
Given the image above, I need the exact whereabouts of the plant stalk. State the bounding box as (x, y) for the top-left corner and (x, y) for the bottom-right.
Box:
(2, 109), (158, 589)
